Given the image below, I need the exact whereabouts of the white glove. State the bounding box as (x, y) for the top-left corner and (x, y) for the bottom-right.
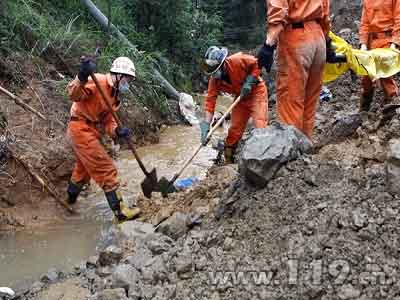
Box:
(360, 44), (368, 51)
(391, 43), (398, 50)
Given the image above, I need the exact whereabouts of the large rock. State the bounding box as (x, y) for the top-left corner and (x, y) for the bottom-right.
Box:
(124, 244), (153, 271)
(239, 124), (312, 187)
(118, 221), (155, 242)
(156, 212), (189, 240)
(145, 233), (174, 255)
(111, 264), (140, 293)
(386, 139), (400, 195)
(98, 245), (123, 267)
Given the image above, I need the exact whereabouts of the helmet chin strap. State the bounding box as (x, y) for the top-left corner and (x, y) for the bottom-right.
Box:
(111, 74), (122, 98)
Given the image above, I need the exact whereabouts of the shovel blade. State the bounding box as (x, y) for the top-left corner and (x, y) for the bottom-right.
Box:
(140, 168), (158, 199)
(382, 104), (400, 116)
(157, 176), (177, 198)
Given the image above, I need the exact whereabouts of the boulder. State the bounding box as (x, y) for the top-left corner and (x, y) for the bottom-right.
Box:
(156, 212), (189, 240)
(98, 245), (123, 267)
(239, 124), (312, 187)
(111, 264), (140, 293)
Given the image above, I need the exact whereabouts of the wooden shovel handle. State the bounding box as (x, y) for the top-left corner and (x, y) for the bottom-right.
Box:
(89, 73), (150, 176)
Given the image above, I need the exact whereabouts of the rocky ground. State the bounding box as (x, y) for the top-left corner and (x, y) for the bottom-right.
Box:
(5, 1), (400, 298)
(10, 47), (400, 300)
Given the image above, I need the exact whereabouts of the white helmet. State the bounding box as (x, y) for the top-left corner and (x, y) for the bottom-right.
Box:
(110, 57), (136, 77)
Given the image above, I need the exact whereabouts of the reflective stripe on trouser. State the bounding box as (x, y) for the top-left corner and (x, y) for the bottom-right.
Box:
(68, 121), (119, 192)
(276, 21), (326, 139)
(225, 85), (268, 147)
(362, 37), (399, 99)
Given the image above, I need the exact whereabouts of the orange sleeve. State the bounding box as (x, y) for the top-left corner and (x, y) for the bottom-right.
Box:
(392, 0), (400, 45)
(359, 3), (370, 45)
(102, 112), (118, 138)
(266, 0), (287, 44)
(246, 56), (261, 78)
(67, 76), (95, 102)
(204, 79), (219, 114)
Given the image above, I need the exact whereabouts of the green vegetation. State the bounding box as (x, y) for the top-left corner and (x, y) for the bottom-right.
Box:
(0, 0), (224, 112)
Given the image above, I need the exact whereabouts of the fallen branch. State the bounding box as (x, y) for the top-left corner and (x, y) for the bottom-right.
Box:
(12, 152), (76, 214)
(0, 85), (47, 121)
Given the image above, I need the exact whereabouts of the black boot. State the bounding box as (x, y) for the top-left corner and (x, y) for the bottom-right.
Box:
(66, 181), (84, 204)
(360, 92), (374, 112)
(105, 190), (141, 222)
(224, 144), (237, 164)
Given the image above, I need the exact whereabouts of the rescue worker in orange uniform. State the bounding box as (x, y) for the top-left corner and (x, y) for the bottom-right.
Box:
(200, 46), (268, 163)
(359, 0), (400, 112)
(66, 56), (141, 221)
(258, 0), (332, 140)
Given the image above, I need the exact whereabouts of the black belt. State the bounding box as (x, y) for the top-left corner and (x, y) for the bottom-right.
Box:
(70, 116), (99, 126)
(292, 22), (304, 29)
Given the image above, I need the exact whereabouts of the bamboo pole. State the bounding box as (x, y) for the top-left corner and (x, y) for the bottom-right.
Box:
(0, 85), (47, 121)
(12, 153), (76, 214)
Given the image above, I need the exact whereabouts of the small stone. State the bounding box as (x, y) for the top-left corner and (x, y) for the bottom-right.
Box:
(175, 254), (193, 279)
(124, 244), (153, 271)
(98, 245), (123, 267)
(352, 208), (368, 229)
(223, 237), (235, 251)
(96, 288), (128, 300)
(40, 268), (60, 284)
(30, 281), (44, 293)
(87, 255), (99, 268)
(96, 266), (113, 277)
(338, 284), (361, 299)
(195, 256), (208, 271)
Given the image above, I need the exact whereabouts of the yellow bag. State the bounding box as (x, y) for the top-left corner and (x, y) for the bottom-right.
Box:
(323, 32), (400, 83)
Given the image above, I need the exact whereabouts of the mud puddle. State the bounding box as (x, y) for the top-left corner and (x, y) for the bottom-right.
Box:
(0, 95), (233, 290)
(0, 220), (109, 290)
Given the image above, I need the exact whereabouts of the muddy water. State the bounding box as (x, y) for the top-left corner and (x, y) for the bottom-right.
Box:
(0, 95), (233, 290)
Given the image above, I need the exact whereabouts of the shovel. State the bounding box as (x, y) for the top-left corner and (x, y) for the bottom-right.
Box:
(158, 95), (242, 197)
(90, 73), (158, 198)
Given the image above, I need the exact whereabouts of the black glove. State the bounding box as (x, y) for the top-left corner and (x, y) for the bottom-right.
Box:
(115, 127), (132, 139)
(240, 75), (258, 98)
(326, 38), (347, 63)
(78, 56), (96, 82)
(257, 43), (276, 72)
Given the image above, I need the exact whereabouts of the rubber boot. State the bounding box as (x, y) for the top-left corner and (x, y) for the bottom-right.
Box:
(224, 144), (237, 164)
(105, 190), (141, 222)
(66, 181), (84, 204)
(359, 92), (374, 112)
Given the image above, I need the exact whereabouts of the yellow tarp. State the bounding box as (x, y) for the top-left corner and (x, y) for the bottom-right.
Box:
(323, 32), (400, 83)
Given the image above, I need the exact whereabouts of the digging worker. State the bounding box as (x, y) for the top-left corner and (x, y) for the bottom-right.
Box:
(359, 0), (400, 112)
(200, 46), (268, 164)
(257, 0), (332, 140)
(66, 56), (141, 222)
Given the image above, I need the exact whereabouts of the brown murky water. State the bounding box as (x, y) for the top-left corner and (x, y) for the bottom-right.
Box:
(0, 95), (233, 290)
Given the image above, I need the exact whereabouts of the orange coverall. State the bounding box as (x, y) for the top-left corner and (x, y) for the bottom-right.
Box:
(266, 0), (330, 139)
(359, 0), (400, 100)
(67, 73), (120, 192)
(204, 52), (268, 147)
